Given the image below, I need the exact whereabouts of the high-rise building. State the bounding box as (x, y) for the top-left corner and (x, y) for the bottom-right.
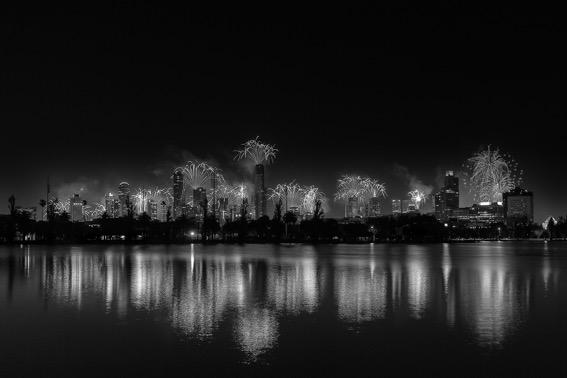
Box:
(172, 169), (184, 219)
(104, 193), (117, 218)
(452, 202), (504, 226)
(503, 187), (534, 224)
(434, 171), (460, 220)
(368, 197), (381, 217)
(392, 199), (401, 215)
(193, 187), (207, 215)
(347, 197), (360, 218)
(147, 199), (158, 220)
(401, 199), (410, 213)
(70, 194), (84, 222)
(254, 164), (266, 219)
(118, 182), (131, 217)
(157, 201), (169, 222)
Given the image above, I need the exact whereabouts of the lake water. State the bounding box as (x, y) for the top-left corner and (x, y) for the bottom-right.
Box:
(1, 242), (567, 377)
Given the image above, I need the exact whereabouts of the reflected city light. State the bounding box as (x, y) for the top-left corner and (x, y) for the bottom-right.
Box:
(0, 243), (562, 354)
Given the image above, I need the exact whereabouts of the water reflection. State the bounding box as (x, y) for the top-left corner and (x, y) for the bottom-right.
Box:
(0, 243), (563, 358)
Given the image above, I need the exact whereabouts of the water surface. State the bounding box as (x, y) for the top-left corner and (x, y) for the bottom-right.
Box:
(1, 242), (567, 376)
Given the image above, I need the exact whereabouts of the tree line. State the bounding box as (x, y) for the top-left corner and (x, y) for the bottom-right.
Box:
(0, 195), (561, 243)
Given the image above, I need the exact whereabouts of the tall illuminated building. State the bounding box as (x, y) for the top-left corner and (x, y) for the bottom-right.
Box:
(254, 164), (266, 219)
(193, 187), (207, 211)
(118, 182), (131, 217)
(503, 187), (534, 225)
(104, 193), (117, 218)
(392, 199), (401, 215)
(70, 194), (84, 222)
(147, 199), (158, 220)
(368, 197), (381, 217)
(434, 171), (460, 220)
(172, 169), (184, 219)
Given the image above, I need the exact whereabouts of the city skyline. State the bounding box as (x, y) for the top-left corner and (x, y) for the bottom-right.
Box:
(2, 6), (565, 222)
(0, 142), (548, 221)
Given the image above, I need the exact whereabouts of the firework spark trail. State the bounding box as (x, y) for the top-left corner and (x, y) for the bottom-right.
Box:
(361, 178), (387, 199)
(301, 185), (327, 214)
(174, 160), (221, 206)
(233, 183), (248, 202)
(408, 189), (426, 209)
(335, 175), (387, 201)
(175, 161), (217, 190)
(334, 175), (365, 201)
(465, 145), (522, 202)
(83, 202), (106, 219)
(268, 182), (304, 209)
(53, 198), (70, 214)
(134, 188), (173, 213)
(234, 136), (278, 165)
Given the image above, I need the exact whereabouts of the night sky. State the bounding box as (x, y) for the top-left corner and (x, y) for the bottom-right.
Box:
(1, 5), (565, 221)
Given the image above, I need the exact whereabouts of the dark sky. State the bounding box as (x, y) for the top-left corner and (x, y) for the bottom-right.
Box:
(1, 5), (565, 221)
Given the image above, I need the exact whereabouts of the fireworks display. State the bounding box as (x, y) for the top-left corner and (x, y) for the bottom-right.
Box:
(42, 137), (529, 222)
(83, 203), (106, 220)
(234, 137), (278, 165)
(408, 189), (426, 209)
(334, 175), (387, 217)
(175, 161), (218, 190)
(301, 186), (327, 215)
(334, 175), (365, 202)
(335, 175), (387, 202)
(362, 178), (387, 200)
(134, 188), (173, 214)
(52, 198), (70, 214)
(269, 182), (327, 216)
(269, 182), (303, 208)
(465, 145), (523, 202)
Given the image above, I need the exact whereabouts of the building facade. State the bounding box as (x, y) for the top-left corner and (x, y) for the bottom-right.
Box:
(503, 187), (534, 225)
(254, 164), (266, 219)
(70, 194), (84, 222)
(172, 169), (184, 219)
(434, 171), (460, 220)
(368, 197), (381, 217)
(118, 182), (131, 217)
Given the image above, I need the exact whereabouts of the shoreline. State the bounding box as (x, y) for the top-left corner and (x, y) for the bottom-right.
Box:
(1, 238), (563, 246)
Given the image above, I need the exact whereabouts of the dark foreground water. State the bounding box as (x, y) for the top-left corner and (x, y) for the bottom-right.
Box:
(1, 242), (567, 377)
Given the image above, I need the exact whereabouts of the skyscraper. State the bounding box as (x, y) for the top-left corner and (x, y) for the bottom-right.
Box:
(503, 187), (534, 224)
(368, 197), (381, 217)
(392, 199), (401, 215)
(147, 199), (158, 220)
(254, 164), (266, 219)
(104, 193), (117, 218)
(172, 169), (184, 219)
(402, 199), (414, 213)
(347, 197), (359, 218)
(70, 194), (83, 222)
(118, 182), (131, 217)
(193, 187), (207, 210)
(434, 171), (460, 220)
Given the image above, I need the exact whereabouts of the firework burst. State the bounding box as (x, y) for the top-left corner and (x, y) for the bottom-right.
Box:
(464, 145), (523, 202)
(408, 189), (426, 209)
(134, 188), (173, 213)
(268, 182), (304, 209)
(52, 198), (70, 214)
(361, 178), (387, 200)
(175, 161), (217, 190)
(234, 136), (278, 165)
(334, 174), (387, 217)
(84, 203), (106, 219)
(334, 175), (365, 201)
(232, 183), (249, 202)
(301, 185), (327, 215)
